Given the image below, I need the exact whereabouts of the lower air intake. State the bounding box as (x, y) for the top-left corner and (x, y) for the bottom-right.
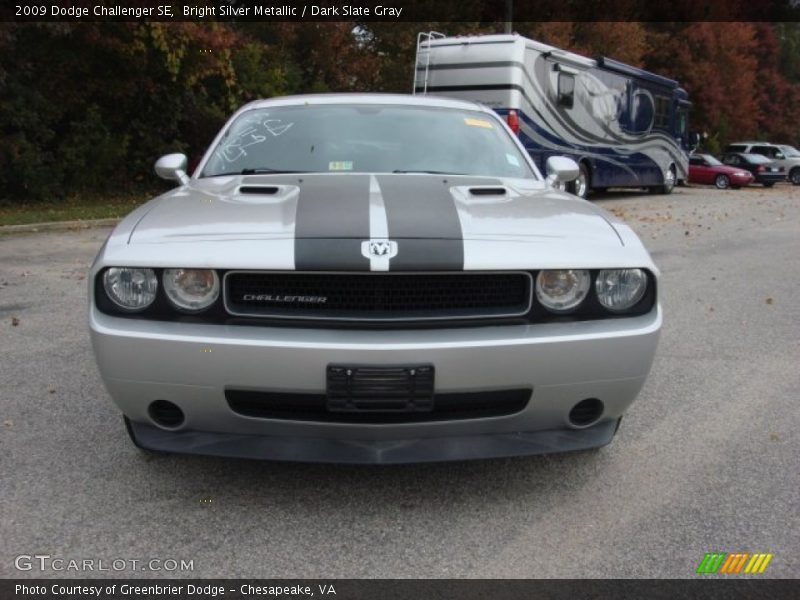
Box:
(226, 388), (531, 424)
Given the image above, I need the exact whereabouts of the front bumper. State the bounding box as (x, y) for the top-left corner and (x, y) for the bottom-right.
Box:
(755, 172), (786, 184)
(91, 305), (661, 463)
(126, 416), (622, 464)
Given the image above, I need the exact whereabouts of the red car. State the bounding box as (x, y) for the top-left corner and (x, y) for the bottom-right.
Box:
(688, 154), (754, 189)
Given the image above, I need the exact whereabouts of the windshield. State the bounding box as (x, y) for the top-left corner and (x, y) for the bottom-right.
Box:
(703, 154), (722, 166)
(779, 145), (800, 157)
(201, 104), (535, 179)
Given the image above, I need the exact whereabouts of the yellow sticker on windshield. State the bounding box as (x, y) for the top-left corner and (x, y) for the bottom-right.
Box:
(464, 117), (494, 129)
(328, 161), (353, 171)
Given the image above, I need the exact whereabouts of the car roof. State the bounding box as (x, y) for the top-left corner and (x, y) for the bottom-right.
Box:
(239, 93), (492, 113)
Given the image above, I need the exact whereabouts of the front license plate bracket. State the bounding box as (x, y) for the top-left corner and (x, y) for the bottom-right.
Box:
(326, 365), (435, 413)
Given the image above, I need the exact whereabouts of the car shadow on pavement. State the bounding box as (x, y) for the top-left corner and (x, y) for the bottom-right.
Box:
(122, 443), (612, 510)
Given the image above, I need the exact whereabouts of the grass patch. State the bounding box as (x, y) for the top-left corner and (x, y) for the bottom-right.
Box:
(0, 192), (158, 226)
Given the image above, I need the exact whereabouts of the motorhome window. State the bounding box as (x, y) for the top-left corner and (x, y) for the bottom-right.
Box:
(677, 109), (688, 138)
(558, 73), (575, 109)
(654, 96), (670, 129)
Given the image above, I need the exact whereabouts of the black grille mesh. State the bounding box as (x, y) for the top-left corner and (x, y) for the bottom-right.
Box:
(226, 388), (531, 424)
(225, 272), (531, 321)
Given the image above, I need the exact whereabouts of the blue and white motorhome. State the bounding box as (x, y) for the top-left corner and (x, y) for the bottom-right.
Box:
(413, 33), (692, 197)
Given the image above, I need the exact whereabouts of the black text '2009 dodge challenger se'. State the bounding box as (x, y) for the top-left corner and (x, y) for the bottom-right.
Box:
(89, 94), (661, 463)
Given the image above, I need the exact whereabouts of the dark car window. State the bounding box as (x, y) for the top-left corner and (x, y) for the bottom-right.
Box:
(752, 146), (775, 157)
(722, 155), (740, 165)
(201, 104), (535, 179)
(689, 156), (705, 166)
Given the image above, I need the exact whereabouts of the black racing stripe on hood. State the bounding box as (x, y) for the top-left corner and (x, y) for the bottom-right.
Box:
(293, 175), (371, 271)
(377, 175), (501, 271)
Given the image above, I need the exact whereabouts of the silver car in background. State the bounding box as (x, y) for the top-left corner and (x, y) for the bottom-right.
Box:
(725, 141), (800, 185)
(89, 94), (661, 463)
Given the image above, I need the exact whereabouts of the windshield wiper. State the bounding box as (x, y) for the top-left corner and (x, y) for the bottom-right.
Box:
(392, 169), (466, 175)
(204, 168), (312, 177)
(240, 168), (312, 174)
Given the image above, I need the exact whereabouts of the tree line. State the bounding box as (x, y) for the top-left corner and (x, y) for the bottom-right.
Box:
(1, 21), (799, 202)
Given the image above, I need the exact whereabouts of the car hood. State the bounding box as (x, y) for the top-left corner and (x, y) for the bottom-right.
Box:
(101, 173), (653, 272)
(130, 173), (621, 245)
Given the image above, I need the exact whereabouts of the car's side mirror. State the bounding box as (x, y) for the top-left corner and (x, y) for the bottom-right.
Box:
(154, 153), (190, 185)
(545, 156), (579, 186)
(775, 152), (785, 160)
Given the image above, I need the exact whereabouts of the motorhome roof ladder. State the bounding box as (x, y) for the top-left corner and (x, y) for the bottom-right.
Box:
(413, 31), (446, 95)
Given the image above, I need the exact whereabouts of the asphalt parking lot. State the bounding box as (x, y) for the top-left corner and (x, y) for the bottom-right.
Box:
(1, 184), (798, 579)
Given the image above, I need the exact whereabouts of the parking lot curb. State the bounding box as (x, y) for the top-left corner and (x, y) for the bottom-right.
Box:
(0, 217), (120, 235)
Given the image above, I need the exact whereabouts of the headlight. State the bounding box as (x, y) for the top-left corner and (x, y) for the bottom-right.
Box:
(535, 269), (590, 312)
(163, 269), (219, 312)
(736, 172), (750, 177)
(595, 269), (647, 312)
(103, 267), (158, 312)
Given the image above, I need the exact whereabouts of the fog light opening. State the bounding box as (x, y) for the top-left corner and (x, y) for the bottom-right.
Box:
(148, 400), (185, 429)
(568, 398), (604, 428)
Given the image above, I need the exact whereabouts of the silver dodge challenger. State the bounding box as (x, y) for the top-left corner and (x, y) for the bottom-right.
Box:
(89, 94), (661, 463)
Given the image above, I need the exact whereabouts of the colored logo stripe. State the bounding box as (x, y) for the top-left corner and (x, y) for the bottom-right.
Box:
(697, 553), (726, 574)
(697, 552), (773, 574)
(744, 553), (773, 574)
(719, 553), (749, 573)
